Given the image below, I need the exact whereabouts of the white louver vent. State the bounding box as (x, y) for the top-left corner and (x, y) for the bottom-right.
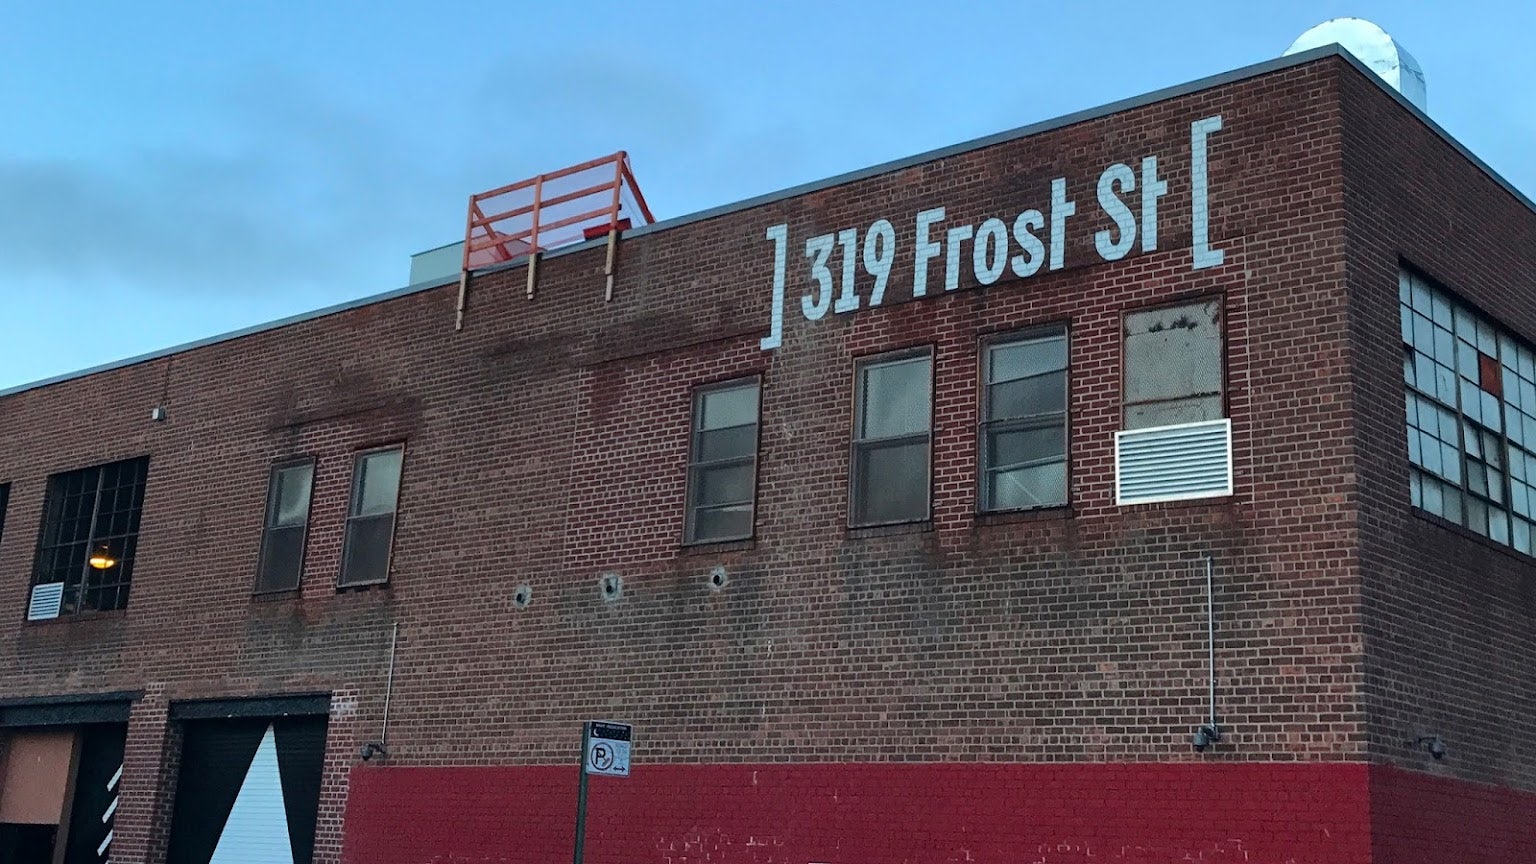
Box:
(27, 582), (64, 621)
(1115, 419), (1233, 505)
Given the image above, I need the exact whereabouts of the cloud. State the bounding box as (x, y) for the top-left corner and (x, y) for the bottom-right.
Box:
(0, 71), (450, 299)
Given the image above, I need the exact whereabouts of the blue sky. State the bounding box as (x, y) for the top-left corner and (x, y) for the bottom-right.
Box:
(2, 1), (1532, 391)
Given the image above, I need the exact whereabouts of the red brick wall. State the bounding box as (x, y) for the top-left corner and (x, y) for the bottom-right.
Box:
(1370, 765), (1536, 863)
(342, 763), (1374, 864)
(1340, 58), (1536, 794)
(0, 56), (1384, 862)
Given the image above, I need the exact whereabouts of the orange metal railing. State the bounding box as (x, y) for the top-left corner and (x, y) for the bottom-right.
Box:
(461, 151), (654, 273)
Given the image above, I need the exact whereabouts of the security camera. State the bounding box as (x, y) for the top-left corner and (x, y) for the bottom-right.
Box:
(1192, 723), (1222, 752)
(360, 742), (387, 761)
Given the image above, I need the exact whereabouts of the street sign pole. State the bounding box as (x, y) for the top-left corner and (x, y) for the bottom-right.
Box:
(573, 722), (591, 864)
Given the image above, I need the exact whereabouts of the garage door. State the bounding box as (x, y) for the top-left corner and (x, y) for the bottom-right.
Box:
(166, 715), (328, 864)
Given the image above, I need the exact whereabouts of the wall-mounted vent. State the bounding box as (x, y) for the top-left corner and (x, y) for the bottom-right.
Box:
(1115, 419), (1233, 505)
(27, 583), (64, 621)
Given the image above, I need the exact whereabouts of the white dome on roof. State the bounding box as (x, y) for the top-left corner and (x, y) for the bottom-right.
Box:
(1285, 18), (1427, 111)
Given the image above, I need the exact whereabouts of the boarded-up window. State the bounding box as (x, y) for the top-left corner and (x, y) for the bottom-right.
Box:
(1124, 299), (1223, 429)
(0, 729), (76, 825)
(339, 447), (404, 587)
(255, 460), (314, 593)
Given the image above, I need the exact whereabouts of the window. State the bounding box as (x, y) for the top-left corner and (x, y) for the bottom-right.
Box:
(981, 329), (1068, 511)
(339, 447), (403, 587)
(32, 457), (149, 615)
(1401, 269), (1536, 554)
(0, 483), (9, 549)
(851, 350), (933, 526)
(685, 379), (760, 543)
(1123, 299), (1223, 429)
(255, 459), (315, 593)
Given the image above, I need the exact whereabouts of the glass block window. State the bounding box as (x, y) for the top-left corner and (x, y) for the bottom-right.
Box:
(1401, 269), (1536, 554)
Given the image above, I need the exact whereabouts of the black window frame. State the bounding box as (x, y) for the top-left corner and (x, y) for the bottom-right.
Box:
(683, 376), (762, 545)
(0, 482), (10, 550)
(338, 445), (405, 588)
(30, 456), (150, 616)
(849, 346), (935, 528)
(978, 325), (1071, 513)
(254, 457), (317, 595)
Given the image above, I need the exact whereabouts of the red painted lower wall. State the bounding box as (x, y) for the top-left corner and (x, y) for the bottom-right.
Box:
(342, 763), (1377, 864)
(1370, 764), (1536, 863)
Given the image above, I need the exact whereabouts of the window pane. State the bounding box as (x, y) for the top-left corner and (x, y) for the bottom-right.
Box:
(986, 424), (1066, 469)
(852, 439), (929, 524)
(1124, 301), (1221, 407)
(989, 335), (1066, 384)
(256, 525), (306, 593)
(696, 463), (754, 507)
(697, 425), (756, 463)
(699, 385), (758, 431)
(270, 463), (314, 528)
(354, 450), (403, 517)
(692, 504), (752, 543)
(859, 356), (931, 439)
(988, 461), (1067, 511)
(341, 513), (396, 586)
(988, 371), (1065, 421)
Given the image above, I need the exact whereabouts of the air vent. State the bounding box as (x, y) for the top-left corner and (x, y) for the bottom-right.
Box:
(1115, 419), (1233, 505)
(27, 582), (64, 621)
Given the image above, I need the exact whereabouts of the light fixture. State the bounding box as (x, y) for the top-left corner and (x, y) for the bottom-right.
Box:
(87, 545), (117, 570)
(1410, 735), (1447, 760)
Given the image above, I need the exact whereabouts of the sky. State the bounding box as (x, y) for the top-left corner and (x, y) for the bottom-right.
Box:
(1, 1), (1532, 392)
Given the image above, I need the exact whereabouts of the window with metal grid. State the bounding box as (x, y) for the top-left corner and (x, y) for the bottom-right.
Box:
(981, 328), (1069, 511)
(1123, 299), (1223, 429)
(32, 457), (149, 615)
(255, 459), (315, 593)
(850, 349), (933, 526)
(339, 447), (403, 587)
(1401, 269), (1536, 552)
(684, 379), (760, 544)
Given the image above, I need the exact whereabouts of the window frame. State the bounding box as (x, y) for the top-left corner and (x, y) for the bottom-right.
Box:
(0, 482), (10, 551)
(29, 456), (150, 617)
(253, 457), (317, 595)
(977, 325), (1071, 514)
(338, 445), (405, 588)
(683, 376), (763, 546)
(1399, 268), (1536, 554)
(848, 346), (936, 529)
(1120, 295), (1227, 430)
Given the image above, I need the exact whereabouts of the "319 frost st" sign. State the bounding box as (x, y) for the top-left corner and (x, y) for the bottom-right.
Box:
(758, 115), (1226, 351)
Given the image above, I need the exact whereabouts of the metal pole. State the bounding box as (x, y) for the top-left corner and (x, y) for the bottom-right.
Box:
(573, 723), (590, 864)
(1205, 555), (1216, 728)
(381, 622), (398, 748)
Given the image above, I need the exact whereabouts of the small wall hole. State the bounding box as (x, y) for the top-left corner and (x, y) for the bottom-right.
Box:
(600, 573), (624, 602)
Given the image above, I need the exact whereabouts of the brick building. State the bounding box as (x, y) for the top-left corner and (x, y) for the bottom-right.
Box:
(0, 37), (1533, 864)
